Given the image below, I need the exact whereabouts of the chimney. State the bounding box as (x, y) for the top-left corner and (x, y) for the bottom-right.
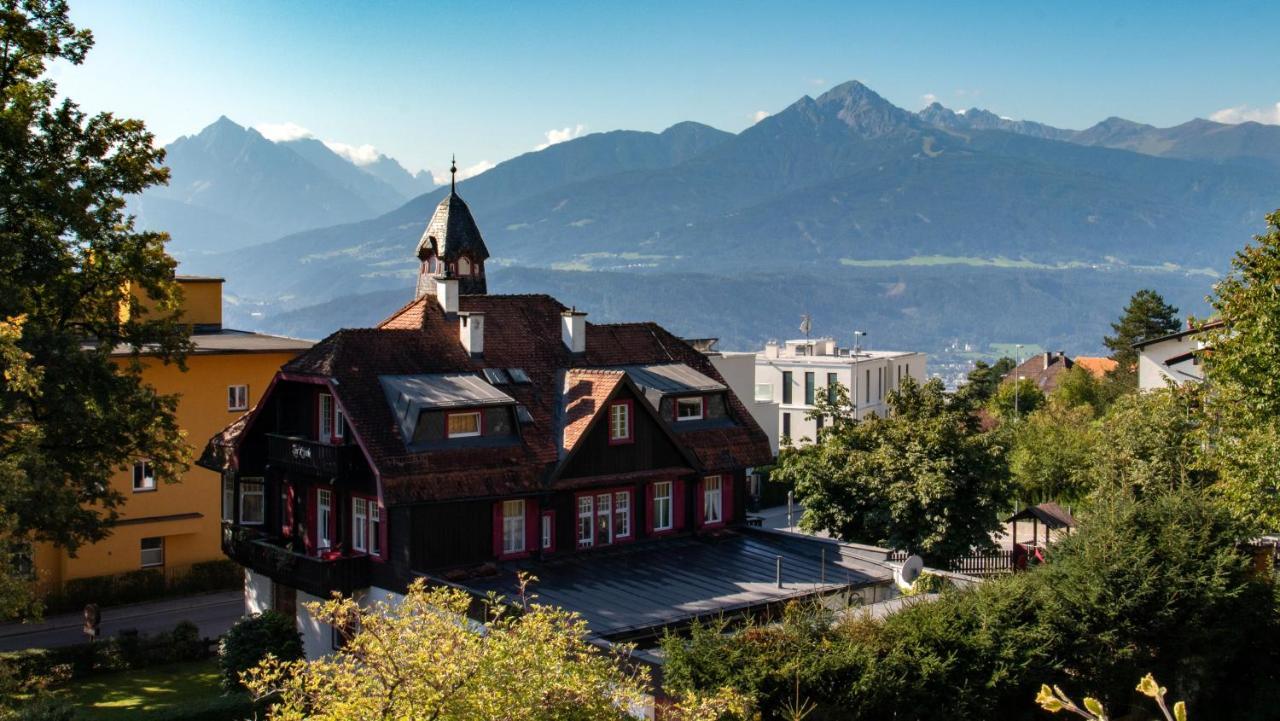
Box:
(561, 309), (587, 354)
(459, 311), (484, 357)
(436, 277), (459, 314)
(1043, 352), (1051, 370)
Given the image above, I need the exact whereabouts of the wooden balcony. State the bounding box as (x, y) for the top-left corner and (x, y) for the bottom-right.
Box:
(266, 433), (362, 479)
(222, 522), (370, 598)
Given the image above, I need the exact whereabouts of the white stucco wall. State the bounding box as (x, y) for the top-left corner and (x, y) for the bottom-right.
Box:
(244, 568), (272, 615)
(710, 352), (780, 456)
(1137, 335), (1205, 390)
(297, 589), (331, 660)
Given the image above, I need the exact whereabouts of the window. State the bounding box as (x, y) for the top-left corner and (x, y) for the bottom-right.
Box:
(614, 491), (631, 538)
(703, 476), (723, 525)
(541, 512), (554, 550)
(508, 368), (531, 384)
(240, 478), (265, 525)
(653, 481), (673, 531)
(222, 475), (234, 523)
(458, 256), (472, 275)
(878, 367), (883, 399)
(370, 503), (381, 556)
(782, 412), (791, 438)
(804, 372), (815, 405)
(227, 384), (249, 411)
(335, 407), (346, 440)
(446, 411), (482, 438)
(827, 373), (838, 404)
(782, 371), (793, 404)
(816, 415), (824, 431)
(319, 394), (334, 439)
(316, 489), (332, 550)
(608, 401), (632, 443)
(865, 370), (871, 402)
(577, 495), (594, 547)
(502, 500), (525, 555)
(754, 383), (772, 402)
(132, 460), (155, 492)
(595, 493), (612, 545)
(676, 396), (704, 421)
(140, 537), (164, 568)
(353, 498), (368, 553)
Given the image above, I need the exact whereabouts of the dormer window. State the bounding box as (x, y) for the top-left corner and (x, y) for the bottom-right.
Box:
(458, 256), (472, 275)
(608, 400), (633, 444)
(676, 396), (704, 421)
(446, 411), (482, 438)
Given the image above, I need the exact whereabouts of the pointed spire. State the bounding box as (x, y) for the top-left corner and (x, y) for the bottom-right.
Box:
(450, 154), (457, 193)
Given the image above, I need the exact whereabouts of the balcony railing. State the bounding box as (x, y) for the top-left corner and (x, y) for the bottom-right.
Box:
(222, 522), (370, 598)
(266, 433), (362, 479)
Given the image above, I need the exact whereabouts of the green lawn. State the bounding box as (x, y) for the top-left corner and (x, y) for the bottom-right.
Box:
(61, 660), (252, 721)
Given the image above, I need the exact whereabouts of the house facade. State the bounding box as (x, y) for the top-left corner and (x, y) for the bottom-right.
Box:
(753, 337), (926, 450)
(30, 277), (312, 597)
(1132, 320), (1224, 390)
(203, 186), (892, 658)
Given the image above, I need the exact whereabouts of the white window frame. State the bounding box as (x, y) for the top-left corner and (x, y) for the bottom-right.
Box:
(595, 493), (612, 545)
(446, 411), (482, 439)
(614, 491), (631, 538)
(317, 489), (332, 550)
(319, 393), (334, 440)
(227, 384), (249, 412)
(221, 475), (234, 523)
(353, 498), (369, 553)
(676, 396), (704, 421)
(132, 460), (156, 492)
(502, 500), (526, 555)
(240, 477), (265, 525)
(577, 495), (594, 547)
(754, 383), (772, 402)
(335, 406), (346, 440)
(703, 476), (723, 525)
(370, 503), (382, 556)
(653, 481), (673, 531)
(608, 402), (631, 441)
(541, 513), (553, 550)
(140, 537), (164, 568)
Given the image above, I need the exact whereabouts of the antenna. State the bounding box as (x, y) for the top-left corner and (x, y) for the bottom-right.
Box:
(895, 554), (924, 591)
(450, 154), (457, 193)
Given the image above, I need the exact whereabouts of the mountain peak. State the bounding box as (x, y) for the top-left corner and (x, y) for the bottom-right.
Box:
(810, 80), (916, 137)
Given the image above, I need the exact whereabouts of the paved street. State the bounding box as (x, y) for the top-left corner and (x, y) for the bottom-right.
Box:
(0, 590), (244, 651)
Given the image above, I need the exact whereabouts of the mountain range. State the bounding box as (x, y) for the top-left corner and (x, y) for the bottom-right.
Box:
(169, 81), (1280, 356)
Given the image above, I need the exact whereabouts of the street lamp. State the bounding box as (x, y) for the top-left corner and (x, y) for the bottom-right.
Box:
(852, 330), (867, 421)
(1014, 343), (1024, 419)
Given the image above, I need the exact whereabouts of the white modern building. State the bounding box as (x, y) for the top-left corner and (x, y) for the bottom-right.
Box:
(1132, 320), (1223, 391)
(705, 347), (781, 454)
(754, 337), (926, 451)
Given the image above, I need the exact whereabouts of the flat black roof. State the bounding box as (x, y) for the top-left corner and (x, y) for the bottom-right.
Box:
(462, 528), (894, 641)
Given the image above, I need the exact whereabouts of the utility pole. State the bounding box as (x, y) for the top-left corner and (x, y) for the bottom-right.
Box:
(852, 330), (867, 421)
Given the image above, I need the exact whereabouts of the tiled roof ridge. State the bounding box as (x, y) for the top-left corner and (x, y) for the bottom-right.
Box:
(378, 297), (425, 328)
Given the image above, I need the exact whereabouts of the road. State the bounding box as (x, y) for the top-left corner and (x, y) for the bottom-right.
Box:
(0, 590), (244, 651)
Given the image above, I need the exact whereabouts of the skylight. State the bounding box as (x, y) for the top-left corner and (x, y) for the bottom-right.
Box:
(508, 368), (531, 384)
(482, 368), (511, 384)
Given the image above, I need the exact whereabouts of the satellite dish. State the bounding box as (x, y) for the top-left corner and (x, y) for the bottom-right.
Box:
(895, 555), (924, 590)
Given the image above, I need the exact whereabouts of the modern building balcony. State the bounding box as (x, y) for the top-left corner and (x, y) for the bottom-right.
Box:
(221, 522), (370, 598)
(265, 433), (362, 479)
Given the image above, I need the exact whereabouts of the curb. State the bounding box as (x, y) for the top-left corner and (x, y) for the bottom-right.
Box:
(0, 592), (242, 639)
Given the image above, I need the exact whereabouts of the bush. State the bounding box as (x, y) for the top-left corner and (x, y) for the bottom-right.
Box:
(41, 560), (242, 614)
(219, 611), (303, 690)
(172, 560), (242, 595)
(0, 620), (214, 690)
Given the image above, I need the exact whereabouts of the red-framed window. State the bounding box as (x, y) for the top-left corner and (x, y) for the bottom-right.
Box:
(607, 399), (634, 445)
(446, 410), (483, 439)
(349, 494), (385, 560)
(675, 396), (705, 422)
(574, 487), (634, 549)
(318, 392), (345, 443)
(309, 486), (337, 556)
(492, 498), (537, 560)
(646, 479), (686, 535)
(695, 475), (734, 529)
(541, 510), (556, 553)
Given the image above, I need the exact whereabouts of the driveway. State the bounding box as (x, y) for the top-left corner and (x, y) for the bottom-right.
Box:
(0, 590), (244, 651)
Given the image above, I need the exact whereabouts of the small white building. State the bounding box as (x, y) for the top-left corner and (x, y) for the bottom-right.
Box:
(753, 338), (926, 451)
(706, 348), (781, 454)
(1133, 320), (1223, 391)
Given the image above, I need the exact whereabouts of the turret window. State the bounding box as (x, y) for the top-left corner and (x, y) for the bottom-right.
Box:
(458, 257), (472, 275)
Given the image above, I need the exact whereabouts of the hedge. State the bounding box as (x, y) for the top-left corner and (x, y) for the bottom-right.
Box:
(42, 559), (241, 614)
(0, 621), (214, 691)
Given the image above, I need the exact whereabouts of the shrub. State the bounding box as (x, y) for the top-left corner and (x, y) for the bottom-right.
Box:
(219, 611), (303, 690)
(0, 620), (214, 690)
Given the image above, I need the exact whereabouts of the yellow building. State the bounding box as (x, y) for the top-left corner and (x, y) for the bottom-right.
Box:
(32, 276), (313, 597)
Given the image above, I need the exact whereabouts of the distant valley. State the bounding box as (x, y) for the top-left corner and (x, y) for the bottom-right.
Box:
(160, 80), (1280, 358)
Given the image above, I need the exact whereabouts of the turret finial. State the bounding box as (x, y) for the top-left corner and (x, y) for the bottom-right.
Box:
(450, 154), (457, 193)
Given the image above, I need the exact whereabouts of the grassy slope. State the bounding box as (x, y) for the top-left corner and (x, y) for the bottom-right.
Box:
(61, 660), (249, 721)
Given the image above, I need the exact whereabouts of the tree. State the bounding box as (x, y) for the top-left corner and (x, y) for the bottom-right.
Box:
(0, 0), (190, 584)
(777, 378), (1010, 565)
(1009, 400), (1098, 506)
(1089, 387), (1212, 498)
(1051, 366), (1109, 417)
(988, 377), (1045, 421)
(243, 578), (746, 721)
(956, 357), (1016, 405)
(1103, 289), (1181, 377)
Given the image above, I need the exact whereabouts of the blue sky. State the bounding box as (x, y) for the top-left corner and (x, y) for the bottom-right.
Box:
(56, 0), (1280, 179)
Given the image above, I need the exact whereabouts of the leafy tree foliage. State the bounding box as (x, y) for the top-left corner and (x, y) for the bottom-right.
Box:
(244, 579), (745, 721)
(1089, 387), (1211, 496)
(0, 0), (190, 575)
(1103, 289), (1181, 376)
(778, 378), (1010, 565)
(988, 377), (1045, 421)
(956, 356), (1016, 405)
(1050, 365), (1112, 417)
(1009, 399), (1098, 505)
(219, 610), (304, 691)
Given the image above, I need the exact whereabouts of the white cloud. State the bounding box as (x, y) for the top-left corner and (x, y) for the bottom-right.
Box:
(808, 77), (827, 87)
(751, 110), (769, 123)
(921, 93), (939, 107)
(324, 141), (382, 166)
(432, 160), (496, 185)
(1210, 102), (1280, 125)
(253, 121), (315, 142)
(534, 124), (587, 151)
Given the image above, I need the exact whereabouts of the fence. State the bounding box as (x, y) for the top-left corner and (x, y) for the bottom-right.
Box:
(42, 559), (241, 614)
(887, 550), (1015, 577)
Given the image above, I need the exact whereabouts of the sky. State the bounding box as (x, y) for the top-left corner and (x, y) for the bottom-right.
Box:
(54, 0), (1280, 180)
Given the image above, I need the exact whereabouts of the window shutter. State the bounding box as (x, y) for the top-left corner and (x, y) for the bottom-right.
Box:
(525, 499), (539, 554)
(694, 478), (704, 528)
(674, 480), (686, 530)
(305, 488), (317, 554)
(491, 501), (503, 558)
(723, 474), (736, 525)
(644, 483), (655, 534)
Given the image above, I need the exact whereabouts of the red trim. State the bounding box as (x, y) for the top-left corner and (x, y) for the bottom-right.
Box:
(493, 498), (534, 560)
(607, 399), (635, 445)
(644, 483), (656, 534)
(541, 510), (557, 553)
(347, 492), (385, 561)
(572, 486), (635, 549)
(699, 475), (726, 529)
(305, 487), (317, 555)
(673, 479), (686, 531)
(445, 409), (485, 439)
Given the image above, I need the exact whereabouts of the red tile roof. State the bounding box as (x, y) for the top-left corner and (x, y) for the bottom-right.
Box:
(221, 293), (772, 504)
(1073, 356), (1118, 378)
